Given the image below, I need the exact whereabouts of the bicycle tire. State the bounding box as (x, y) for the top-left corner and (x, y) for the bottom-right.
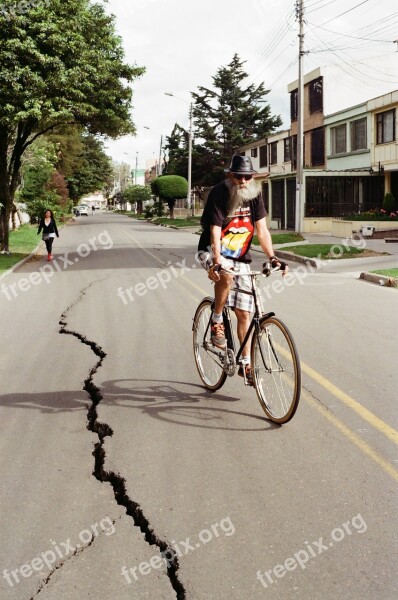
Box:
(251, 316), (301, 423)
(192, 297), (227, 391)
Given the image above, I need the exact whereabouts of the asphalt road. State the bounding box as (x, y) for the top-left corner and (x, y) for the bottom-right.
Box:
(0, 213), (397, 600)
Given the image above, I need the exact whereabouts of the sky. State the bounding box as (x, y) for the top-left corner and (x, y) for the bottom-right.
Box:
(104, 0), (398, 171)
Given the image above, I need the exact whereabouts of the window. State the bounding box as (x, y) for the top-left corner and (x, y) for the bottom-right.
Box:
(309, 77), (323, 114)
(291, 135), (297, 170)
(259, 145), (268, 168)
(311, 128), (325, 166)
(284, 138), (291, 162)
(290, 89), (298, 121)
(270, 142), (277, 165)
(262, 182), (269, 213)
(240, 151), (246, 156)
(350, 118), (367, 151)
(331, 124), (346, 154)
(251, 147), (258, 158)
(376, 109), (395, 144)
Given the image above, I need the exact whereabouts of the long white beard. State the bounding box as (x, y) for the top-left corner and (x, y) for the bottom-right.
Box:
(225, 178), (260, 216)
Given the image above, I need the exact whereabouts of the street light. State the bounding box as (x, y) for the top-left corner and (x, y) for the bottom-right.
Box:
(143, 126), (163, 177)
(135, 152), (138, 185)
(164, 92), (193, 216)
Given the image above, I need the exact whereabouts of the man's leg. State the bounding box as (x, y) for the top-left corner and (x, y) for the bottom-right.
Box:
(234, 308), (252, 359)
(211, 272), (233, 349)
(213, 272), (233, 314)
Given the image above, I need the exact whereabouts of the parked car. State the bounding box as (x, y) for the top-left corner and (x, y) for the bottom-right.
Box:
(77, 205), (89, 216)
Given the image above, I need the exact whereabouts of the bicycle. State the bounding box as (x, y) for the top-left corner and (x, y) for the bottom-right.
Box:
(192, 263), (301, 424)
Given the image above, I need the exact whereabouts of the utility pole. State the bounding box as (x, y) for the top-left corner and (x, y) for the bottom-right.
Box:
(135, 152), (138, 185)
(158, 134), (163, 177)
(295, 0), (305, 233)
(164, 92), (193, 217)
(188, 102), (193, 216)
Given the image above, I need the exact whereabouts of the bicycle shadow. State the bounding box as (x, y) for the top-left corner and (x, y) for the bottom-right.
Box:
(99, 378), (280, 432)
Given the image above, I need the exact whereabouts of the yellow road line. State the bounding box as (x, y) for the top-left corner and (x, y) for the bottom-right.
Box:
(305, 392), (398, 482)
(123, 231), (165, 266)
(301, 362), (398, 446)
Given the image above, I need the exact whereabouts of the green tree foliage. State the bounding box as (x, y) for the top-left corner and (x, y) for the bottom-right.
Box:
(151, 175), (188, 219)
(66, 134), (113, 202)
(122, 185), (152, 214)
(18, 138), (62, 222)
(165, 54), (282, 186)
(0, 0), (144, 251)
(383, 192), (396, 213)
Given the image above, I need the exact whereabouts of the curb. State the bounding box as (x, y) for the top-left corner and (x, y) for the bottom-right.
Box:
(359, 272), (398, 288)
(0, 242), (43, 282)
(252, 245), (318, 267)
(0, 218), (74, 282)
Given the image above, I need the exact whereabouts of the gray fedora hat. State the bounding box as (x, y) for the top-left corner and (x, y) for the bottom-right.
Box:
(224, 154), (257, 174)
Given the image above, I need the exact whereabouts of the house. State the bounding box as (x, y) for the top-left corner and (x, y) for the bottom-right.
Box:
(239, 67), (398, 233)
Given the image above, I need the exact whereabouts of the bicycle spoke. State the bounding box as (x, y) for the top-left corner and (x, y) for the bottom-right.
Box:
(252, 317), (301, 423)
(193, 299), (227, 390)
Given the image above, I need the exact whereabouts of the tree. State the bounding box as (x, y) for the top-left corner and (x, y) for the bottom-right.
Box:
(0, 0), (144, 251)
(17, 138), (62, 223)
(65, 134), (113, 202)
(151, 175), (188, 219)
(165, 54), (282, 186)
(122, 185), (152, 214)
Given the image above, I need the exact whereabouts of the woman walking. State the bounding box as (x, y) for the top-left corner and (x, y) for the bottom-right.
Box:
(37, 209), (59, 261)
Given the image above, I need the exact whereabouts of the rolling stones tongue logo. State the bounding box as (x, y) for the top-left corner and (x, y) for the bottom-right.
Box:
(221, 214), (253, 259)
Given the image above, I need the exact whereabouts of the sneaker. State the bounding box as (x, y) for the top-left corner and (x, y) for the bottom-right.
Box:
(211, 321), (226, 349)
(238, 364), (254, 386)
(47, 254), (51, 261)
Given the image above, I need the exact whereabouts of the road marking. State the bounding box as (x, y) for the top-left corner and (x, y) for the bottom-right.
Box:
(123, 231), (165, 266)
(301, 362), (398, 447)
(305, 391), (398, 482)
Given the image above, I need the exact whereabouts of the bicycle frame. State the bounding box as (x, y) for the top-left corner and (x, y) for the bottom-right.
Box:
(206, 269), (275, 369)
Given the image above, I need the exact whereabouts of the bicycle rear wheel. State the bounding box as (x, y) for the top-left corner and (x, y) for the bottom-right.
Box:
(251, 316), (301, 423)
(192, 298), (227, 391)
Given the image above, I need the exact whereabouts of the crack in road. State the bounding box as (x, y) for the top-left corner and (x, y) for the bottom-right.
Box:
(28, 524), (111, 600)
(58, 282), (186, 599)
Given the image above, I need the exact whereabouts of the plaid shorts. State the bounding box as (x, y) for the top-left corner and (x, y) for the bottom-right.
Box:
(199, 253), (254, 313)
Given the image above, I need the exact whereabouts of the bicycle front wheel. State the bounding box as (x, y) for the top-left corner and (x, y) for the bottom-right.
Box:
(192, 298), (227, 391)
(251, 316), (301, 423)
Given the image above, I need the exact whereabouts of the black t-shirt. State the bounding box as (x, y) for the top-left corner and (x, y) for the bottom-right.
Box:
(198, 181), (266, 263)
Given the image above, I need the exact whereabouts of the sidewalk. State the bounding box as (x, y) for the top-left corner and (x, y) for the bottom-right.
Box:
(251, 230), (398, 287)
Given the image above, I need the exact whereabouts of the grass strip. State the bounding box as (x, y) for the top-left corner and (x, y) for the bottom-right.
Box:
(152, 217), (202, 228)
(370, 268), (398, 278)
(0, 225), (40, 274)
(277, 243), (366, 259)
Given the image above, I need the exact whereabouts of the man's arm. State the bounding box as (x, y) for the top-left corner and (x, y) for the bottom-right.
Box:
(255, 218), (288, 275)
(208, 225), (223, 282)
(210, 225), (222, 264)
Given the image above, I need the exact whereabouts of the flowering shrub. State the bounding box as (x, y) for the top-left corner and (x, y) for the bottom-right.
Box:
(343, 208), (398, 221)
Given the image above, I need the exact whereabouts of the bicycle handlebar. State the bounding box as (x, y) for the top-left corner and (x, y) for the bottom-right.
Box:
(217, 260), (287, 277)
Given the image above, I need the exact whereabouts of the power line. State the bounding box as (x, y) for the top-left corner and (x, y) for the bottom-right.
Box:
(316, 0), (370, 28)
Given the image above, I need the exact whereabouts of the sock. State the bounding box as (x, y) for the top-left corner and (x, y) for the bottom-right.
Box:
(212, 312), (223, 324)
(240, 356), (250, 365)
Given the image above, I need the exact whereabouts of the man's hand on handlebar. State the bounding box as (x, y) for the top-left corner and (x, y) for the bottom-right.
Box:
(263, 257), (289, 277)
(208, 262), (222, 282)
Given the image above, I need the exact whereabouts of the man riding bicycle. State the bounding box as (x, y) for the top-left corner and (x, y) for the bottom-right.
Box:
(198, 154), (287, 383)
